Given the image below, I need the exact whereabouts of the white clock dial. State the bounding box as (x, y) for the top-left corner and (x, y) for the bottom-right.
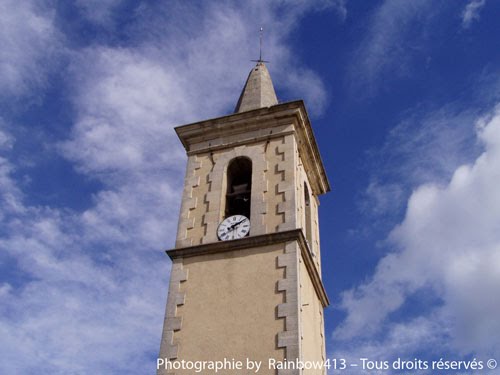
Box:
(217, 215), (250, 241)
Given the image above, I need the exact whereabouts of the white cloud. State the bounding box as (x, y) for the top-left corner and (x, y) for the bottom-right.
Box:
(0, 121), (13, 150)
(348, 0), (434, 93)
(0, 44), (184, 371)
(75, 0), (122, 25)
(0, 0), (62, 98)
(384, 109), (479, 186)
(0, 165), (174, 374)
(278, 67), (329, 115)
(0, 123), (24, 218)
(359, 106), (480, 228)
(0, 1), (332, 373)
(335, 105), (500, 358)
(361, 181), (405, 217)
(332, 0), (348, 20)
(461, 0), (486, 28)
(62, 47), (188, 177)
(329, 312), (451, 374)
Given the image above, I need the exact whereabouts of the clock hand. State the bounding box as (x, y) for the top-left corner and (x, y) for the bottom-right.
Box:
(229, 218), (248, 230)
(225, 221), (243, 233)
(223, 226), (235, 234)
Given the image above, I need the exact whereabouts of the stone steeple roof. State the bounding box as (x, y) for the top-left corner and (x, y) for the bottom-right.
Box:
(234, 62), (278, 113)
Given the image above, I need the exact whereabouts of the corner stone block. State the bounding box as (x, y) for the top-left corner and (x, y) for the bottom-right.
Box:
(165, 316), (182, 331)
(278, 330), (298, 347)
(277, 303), (296, 318)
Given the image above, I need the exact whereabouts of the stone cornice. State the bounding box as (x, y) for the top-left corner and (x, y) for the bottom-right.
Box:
(166, 229), (330, 307)
(174, 100), (330, 195)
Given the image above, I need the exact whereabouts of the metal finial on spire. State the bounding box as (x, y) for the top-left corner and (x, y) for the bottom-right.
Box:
(252, 27), (269, 64)
(259, 27), (263, 62)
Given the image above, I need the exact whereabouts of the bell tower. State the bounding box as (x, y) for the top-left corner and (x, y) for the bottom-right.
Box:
(158, 61), (330, 374)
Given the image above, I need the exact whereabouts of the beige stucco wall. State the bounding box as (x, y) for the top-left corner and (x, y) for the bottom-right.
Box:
(176, 133), (301, 248)
(296, 156), (322, 272)
(170, 244), (286, 374)
(175, 151), (213, 247)
(311, 194), (321, 272)
(162, 105), (329, 375)
(299, 255), (326, 374)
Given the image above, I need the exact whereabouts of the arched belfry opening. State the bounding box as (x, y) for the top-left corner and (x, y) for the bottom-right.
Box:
(225, 157), (252, 219)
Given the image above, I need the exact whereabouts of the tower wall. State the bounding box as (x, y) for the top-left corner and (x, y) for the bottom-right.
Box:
(165, 244), (286, 374)
(159, 100), (330, 375)
(299, 254), (327, 372)
(175, 133), (300, 248)
(296, 157), (322, 270)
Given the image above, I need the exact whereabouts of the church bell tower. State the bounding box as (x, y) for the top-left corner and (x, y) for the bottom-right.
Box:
(158, 61), (330, 374)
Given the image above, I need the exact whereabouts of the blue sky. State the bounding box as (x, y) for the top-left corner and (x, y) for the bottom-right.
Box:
(1, 0), (499, 374)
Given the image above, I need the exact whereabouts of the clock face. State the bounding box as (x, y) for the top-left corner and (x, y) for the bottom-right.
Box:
(217, 215), (250, 241)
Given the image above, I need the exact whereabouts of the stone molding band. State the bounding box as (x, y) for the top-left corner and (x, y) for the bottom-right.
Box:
(166, 229), (329, 307)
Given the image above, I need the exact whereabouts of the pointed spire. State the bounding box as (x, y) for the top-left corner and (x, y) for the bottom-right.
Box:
(234, 62), (278, 113)
(234, 28), (278, 113)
